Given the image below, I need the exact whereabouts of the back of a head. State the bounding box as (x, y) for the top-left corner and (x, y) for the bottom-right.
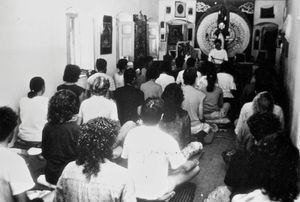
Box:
(90, 76), (110, 95)
(206, 72), (217, 92)
(160, 60), (172, 74)
(175, 56), (185, 69)
(63, 64), (81, 83)
(48, 89), (79, 124)
(124, 68), (136, 84)
(186, 57), (196, 69)
(146, 66), (160, 81)
(161, 83), (184, 122)
(77, 117), (120, 179)
(141, 97), (164, 125)
(117, 59), (128, 71)
(0, 107), (18, 142)
(253, 91), (274, 113)
(183, 68), (197, 86)
(95, 58), (107, 73)
(28, 76), (45, 98)
(247, 112), (280, 142)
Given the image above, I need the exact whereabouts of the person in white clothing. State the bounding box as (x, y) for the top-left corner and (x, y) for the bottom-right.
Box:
(87, 58), (115, 98)
(16, 77), (48, 149)
(176, 57), (202, 89)
(77, 76), (118, 124)
(156, 61), (175, 91)
(0, 106), (45, 202)
(122, 98), (200, 201)
(113, 58), (128, 89)
(208, 39), (228, 65)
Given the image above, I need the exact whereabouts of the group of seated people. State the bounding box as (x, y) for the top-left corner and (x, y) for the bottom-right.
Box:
(1, 50), (299, 202)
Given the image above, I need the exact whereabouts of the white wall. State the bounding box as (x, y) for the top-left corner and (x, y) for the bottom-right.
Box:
(284, 0), (300, 149)
(0, 0), (155, 110)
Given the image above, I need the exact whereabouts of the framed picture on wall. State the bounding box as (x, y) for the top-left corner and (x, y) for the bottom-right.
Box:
(175, 1), (186, 18)
(188, 7), (193, 15)
(166, 6), (171, 14)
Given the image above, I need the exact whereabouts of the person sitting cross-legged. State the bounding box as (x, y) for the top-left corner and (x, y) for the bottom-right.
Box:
(77, 76), (118, 125)
(114, 68), (144, 125)
(122, 97), (201, 201)
(0, 106), (53, 202)
(54, 117), (136, 202)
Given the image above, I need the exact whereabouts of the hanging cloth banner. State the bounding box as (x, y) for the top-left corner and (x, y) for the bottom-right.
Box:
(100, 15), (112, 55)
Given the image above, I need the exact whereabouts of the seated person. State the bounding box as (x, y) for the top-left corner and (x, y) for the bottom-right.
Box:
(57, 64), (85, 103)
(176, 57), (202, 89)
(235, 91), (284, 152)
(122, 98), (201, 201)
(114, 58), (128, 89)
(16, 77), (48, 149)
(155, 60), (175, 91)
(208, 39), (228, 65)
(42, 90), (80, 185)
(54, 117), (136, 202)
(217, 62), (236, 104)
(77, 76), (118, 124)
(140, 66), (162, 100)
(181, 68), (210, 135)
(160, 83), (191, 149)
(87, 58), (116, 98)
(0, 106), (46, 202)
(114, 68), (144, 125)
(225, 113), (299, 201)
(0, 107), (34, 200)
(201, 71), (230, 121)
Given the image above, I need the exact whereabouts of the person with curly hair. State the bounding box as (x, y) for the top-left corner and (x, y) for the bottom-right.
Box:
(54, 117), (136, 202)
(57, 64), (86, 103)
(15, 77), (48, 149)
(122, 97), (201, 201)
(42, 89), (80, 185)
(160, 83), (191, 148)
(77, 75), (118, 124)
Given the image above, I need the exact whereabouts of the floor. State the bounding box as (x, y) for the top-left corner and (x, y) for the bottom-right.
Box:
(192, 128), (235, 202)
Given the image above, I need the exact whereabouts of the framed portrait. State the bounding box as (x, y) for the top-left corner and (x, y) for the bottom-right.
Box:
(188, 7), (193, 15)
(175, 1), (186, 18)
(166, 6), (171, 14)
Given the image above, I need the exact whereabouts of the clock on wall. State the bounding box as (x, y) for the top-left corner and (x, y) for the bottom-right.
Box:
(175, 1), (186, 18)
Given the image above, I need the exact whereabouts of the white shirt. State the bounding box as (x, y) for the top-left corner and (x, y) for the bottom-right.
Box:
(0, 148), (34, 202)
(113, 72), (124, 89)
(122, 125), (186, 199)
(217, 72), (236, 98)
(208, 49), (228, 64)
(155, 73), (175, 92)
(78, 95), (118, 124)
(176, 70), (202, 89)
(87, 72), (116, 91)
(19, 96), (48, 142)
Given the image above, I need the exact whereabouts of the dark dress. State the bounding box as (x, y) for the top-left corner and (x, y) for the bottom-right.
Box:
(57, 84), (85, 100)
(42, 122), (80, 185)
(114, 85), (144, 125)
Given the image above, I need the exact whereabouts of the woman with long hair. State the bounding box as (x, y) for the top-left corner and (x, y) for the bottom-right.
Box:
(16, 77), (48, 149)
(160, 83), (191, 148)
(42, 89), (80, 185)
(201, 70), (229, 120)
(55, 117), (136, 202)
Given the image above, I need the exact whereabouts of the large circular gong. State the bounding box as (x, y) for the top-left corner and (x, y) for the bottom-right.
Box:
(196, 8), (251, 58)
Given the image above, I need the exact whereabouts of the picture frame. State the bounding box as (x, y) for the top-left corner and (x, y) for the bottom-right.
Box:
(166, 6), (171, 14)
(188, 7), (193, 15)
(175, 1), (186, 18)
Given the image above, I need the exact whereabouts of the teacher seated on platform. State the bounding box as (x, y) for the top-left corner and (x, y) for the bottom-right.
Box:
(208, 39), (228, 65)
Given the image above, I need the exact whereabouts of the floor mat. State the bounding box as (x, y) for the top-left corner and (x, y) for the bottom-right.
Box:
(170, 182), (197, 202)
